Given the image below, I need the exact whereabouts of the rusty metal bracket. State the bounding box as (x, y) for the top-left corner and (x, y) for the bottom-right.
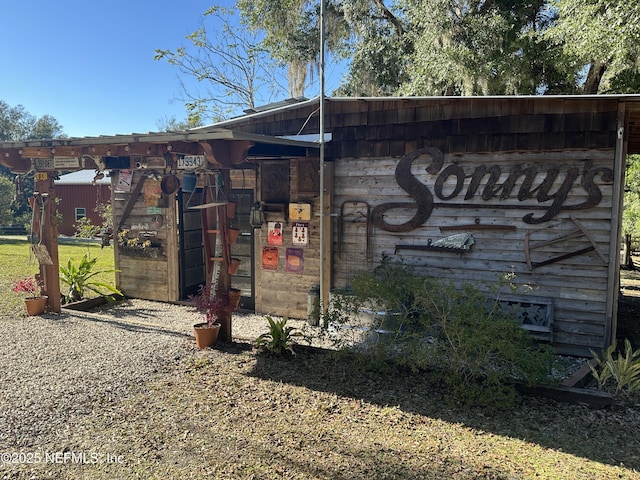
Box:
(524, 216), (607, 270)
(338, 201), (371, 260)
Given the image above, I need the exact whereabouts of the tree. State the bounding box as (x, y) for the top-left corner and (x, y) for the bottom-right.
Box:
(156, 115), (202, 132)
(237, 0), (352, 96)
(154, 6), (289, 123)
(623, 155), (640, 268)
(236, 0), (640, 98)
(29, 114), (65, 140)
(397, 0), (579, 96)
(0, 100), (66, 227)
(0, 176), (14, 225)
(0, 101), (65, 141)
(544, 0), (640, 94)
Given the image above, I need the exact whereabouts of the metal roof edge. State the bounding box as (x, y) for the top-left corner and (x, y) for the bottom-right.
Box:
(0, 126), (320, 150)
(194, 97), (321, 129)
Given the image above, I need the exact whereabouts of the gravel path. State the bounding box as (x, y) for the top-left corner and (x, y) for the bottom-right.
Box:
(0, 299), (322, 451)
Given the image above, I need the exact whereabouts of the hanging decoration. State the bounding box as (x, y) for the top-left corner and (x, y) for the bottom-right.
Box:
(144, 177), (162, 206)
(262, 246), (279, 270)
(285, 248), (304, 273)
(115, 169), (133, 192)
(267, 221), (283, 245)
(291, 222), (309, 247)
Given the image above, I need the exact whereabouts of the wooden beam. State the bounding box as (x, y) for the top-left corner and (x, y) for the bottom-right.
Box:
(168, 141), (203, 155)
(21, 147), (52, 159)
(51, 146), (81, 156)
(0, 149), (31, 172)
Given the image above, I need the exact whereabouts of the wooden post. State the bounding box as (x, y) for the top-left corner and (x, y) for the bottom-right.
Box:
(35, 173), (61, 313)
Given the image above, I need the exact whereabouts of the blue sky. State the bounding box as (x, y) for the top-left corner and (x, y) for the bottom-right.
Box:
(1, 1), (339, 138)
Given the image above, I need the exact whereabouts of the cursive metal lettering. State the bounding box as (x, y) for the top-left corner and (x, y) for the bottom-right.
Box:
(372, 148), (613, 232)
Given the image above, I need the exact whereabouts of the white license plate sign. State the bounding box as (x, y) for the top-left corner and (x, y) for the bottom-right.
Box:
(177, 155), (205, 169)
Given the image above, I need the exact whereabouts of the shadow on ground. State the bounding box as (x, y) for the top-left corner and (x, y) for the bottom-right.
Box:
(245, 295), (640, 474)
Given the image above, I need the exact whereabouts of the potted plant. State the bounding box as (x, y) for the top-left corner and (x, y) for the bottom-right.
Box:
(12, 276), (48, 316)
(117, 230), (163, 258)
(190, 284), (233, 349)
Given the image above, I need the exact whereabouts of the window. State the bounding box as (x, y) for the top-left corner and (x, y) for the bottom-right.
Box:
(75, 208), (86, 222)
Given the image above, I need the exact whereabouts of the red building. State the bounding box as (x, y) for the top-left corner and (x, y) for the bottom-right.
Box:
(54, 170), (111, 237)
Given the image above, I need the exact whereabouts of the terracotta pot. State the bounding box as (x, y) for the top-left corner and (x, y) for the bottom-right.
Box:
(228, 257), (241, 275)
(228, 288), (242, 310)
(226, 202), (237, 219)
(24, 296), (48, 316)
(193, 322), (221, 349)
(228, 227), (240, 246)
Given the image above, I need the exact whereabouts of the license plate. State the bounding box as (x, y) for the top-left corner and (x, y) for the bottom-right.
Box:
(177, 155), (205, 169)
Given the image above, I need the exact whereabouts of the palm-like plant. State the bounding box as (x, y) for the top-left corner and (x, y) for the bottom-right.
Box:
(59, 253), (121, 303)
(255, 316), (304, 355)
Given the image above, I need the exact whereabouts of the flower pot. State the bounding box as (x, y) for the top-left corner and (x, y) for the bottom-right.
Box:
(228, 227), (240, 246)
(24, 296), (48, 316)
(193, 322), (221, 349)
(228, 257), (241, 275)
(228, 288), (242, 310)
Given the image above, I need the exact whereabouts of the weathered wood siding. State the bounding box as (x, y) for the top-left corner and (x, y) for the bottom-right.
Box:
(112, 171), (179, 302)
(227, 97), (623, 355)
(253, 159), (322, 320)
(333, 149), (615, 355)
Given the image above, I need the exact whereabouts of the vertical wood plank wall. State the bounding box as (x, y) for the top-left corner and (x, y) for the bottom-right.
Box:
(112, 170), (179, 302)
(332, 150), (615, 355)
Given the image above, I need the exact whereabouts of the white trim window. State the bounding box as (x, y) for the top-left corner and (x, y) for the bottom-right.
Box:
(74, 207), (86, 222)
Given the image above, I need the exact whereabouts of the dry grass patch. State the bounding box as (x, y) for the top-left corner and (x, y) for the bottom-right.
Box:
(11, 343), (640, 480)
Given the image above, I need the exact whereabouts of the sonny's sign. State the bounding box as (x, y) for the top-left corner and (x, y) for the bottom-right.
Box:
(371, 147), (614, 233)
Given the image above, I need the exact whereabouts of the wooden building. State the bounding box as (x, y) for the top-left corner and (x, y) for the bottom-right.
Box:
(2, 95), (640, 355)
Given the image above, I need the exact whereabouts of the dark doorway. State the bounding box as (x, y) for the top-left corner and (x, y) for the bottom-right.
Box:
(229, 189), (254, 310)
(178, 189), (206, 300)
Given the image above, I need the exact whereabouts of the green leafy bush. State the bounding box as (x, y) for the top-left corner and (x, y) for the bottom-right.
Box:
(324, 257), (555, 409)
(59, 253), (122, 303)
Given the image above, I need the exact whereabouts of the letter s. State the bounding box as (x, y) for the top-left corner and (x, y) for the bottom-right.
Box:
(371, 148), (443, 232)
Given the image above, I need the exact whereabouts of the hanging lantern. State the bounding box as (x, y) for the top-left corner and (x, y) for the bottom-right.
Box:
(250, 202), (265, 228)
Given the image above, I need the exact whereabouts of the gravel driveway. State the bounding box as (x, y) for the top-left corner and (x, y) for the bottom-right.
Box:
(0, 299), (316, 452)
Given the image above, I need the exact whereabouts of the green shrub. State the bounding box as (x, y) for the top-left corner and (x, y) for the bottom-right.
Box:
(324, 257), (555, 409)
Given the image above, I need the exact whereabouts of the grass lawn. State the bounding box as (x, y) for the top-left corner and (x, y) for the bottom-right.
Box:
(0, 235), (116, 315)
